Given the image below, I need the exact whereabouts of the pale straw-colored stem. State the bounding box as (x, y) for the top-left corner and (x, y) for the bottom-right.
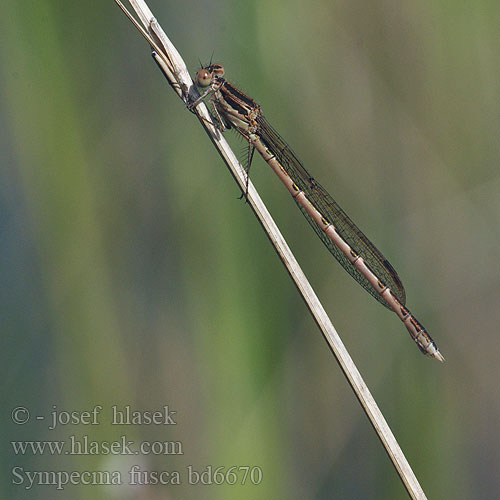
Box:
(113, 1), (430, 498)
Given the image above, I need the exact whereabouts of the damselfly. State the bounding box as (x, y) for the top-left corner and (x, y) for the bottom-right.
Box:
(192, 63), (444, 362)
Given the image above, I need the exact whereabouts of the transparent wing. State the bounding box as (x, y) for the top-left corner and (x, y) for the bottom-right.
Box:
(258, 116), (406, 308)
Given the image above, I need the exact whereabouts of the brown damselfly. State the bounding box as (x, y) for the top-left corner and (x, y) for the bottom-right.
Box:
(191, 64), (443, 362)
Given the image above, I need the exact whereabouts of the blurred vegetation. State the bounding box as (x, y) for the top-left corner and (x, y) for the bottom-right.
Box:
(1, 1), (500, 499)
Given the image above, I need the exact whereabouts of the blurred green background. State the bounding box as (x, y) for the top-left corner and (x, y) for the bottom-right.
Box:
(2, 1), (499, 498)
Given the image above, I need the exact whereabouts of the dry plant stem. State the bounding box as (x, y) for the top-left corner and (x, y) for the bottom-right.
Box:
(114, 1), (429, 498)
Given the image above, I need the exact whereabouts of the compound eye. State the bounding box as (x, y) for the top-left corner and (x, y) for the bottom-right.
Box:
(195, 69), (212, 87)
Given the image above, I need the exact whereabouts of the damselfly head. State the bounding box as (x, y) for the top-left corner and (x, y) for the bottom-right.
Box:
(195, 63), (225, 87)
(195, 69), (212, 87)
